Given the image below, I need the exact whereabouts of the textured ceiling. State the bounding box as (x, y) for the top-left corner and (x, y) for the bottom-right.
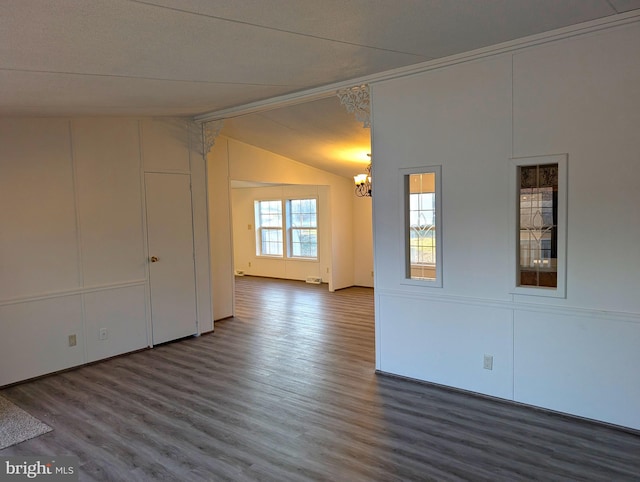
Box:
(1, 0), (639, 177)
(222, 96), (373, 179)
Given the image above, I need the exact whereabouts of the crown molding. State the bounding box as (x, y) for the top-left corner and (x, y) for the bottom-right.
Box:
(193, 10), (640, 123)
(193, 83), (347, 123)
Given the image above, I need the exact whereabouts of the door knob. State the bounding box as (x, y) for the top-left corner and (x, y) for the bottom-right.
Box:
(150, 256), (159, 263)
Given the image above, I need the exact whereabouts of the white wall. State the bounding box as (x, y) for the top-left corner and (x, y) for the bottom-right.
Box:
(208, 137), (235, 320)
(188, 126), (214, 334)
(0, 117), (211, 386)
(371, 21), (640, 429)
(353, 196), (374, 287)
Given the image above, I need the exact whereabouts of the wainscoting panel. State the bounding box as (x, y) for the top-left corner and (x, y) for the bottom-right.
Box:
(0, 296), (84, 386)
(378, 293), (514, 400)
(514, 309), (640, 430)
(83, 285), (148, 363)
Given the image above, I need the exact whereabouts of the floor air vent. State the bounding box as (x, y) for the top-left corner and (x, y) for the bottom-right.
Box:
(306, 277), (322, 284)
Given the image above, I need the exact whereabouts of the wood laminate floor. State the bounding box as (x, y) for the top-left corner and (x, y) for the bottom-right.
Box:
(2, 276), (639, 481)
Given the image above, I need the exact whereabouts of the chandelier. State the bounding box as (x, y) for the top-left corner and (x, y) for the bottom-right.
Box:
(354, 163), (372, 197)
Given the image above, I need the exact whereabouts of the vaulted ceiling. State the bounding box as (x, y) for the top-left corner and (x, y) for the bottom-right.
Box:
(2, 0), (639, 177)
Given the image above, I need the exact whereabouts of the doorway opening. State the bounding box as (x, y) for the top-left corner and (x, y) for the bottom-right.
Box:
(207, 95), (372, 321)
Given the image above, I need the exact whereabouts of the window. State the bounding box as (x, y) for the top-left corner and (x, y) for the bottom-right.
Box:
(519, 164), (557, 287)
(402, 166), (442, 287)
(409, 190), (436, 278)
(255, 198), (318, 260)
(288, 199), (318, 258)
(255, 200), (283, 256)
(511, 154), (567, 297)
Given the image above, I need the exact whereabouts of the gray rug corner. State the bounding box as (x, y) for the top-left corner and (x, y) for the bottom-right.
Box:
(0, 394), (53, 450)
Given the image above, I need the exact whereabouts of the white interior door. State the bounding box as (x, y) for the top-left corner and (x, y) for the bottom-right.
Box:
(145, 172), (197, 345)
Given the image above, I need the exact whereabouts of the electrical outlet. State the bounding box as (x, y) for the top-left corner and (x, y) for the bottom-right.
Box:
(247, 224), (252, 230)
(248, 261), (252, 267)
(99, 328), (108, 341)
(483, 354), (493, 370)
(68, 334), (77, 347)
(371, 270), (374, 277)
(326, 267), (329, 273)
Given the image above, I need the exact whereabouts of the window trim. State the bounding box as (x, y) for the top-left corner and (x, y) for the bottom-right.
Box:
(509, 154), (567, 298)
(400, 165), (443, 288)
(254, 199), (284, 258)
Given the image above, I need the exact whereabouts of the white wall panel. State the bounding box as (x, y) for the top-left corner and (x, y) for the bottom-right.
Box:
(372, 55), (513, 300)
(209, 138), (235, 320)
(72, 118), (146, 286)
(84, 285), (148, 363)
(514, 309), (640, 430)
(513, 23), (640, 313)
(330, 176), (354, 291)
(190, 143), (213, 333)
(0, 296), (84, 386)
(141, 118), (191, 172)
(231, 186), (257, 276)
(1, 116), (208, 386)
(0, 119), (79, 300)
(353, 196), (373, 287)
(372, 20), (640, 429)
(318, 185), (332, 284)
(379, 294), (514, 400)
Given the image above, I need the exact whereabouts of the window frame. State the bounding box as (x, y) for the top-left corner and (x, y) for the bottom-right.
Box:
(254, 197), (319, 261)
(509, 154), (567, 298)
(286, 198), (318, 260)
(254, 199), (284, 258)
(400, 165), (443, 288)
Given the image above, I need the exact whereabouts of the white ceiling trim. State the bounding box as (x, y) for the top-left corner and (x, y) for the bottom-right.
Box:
(194, 87), (338, 123)
(194, 9), (640, 123)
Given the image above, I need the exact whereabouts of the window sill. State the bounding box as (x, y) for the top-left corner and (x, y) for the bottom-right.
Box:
(510, 285), (566, 299)
(255, 255), (318, 262)
(400, 278), (442, 289)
